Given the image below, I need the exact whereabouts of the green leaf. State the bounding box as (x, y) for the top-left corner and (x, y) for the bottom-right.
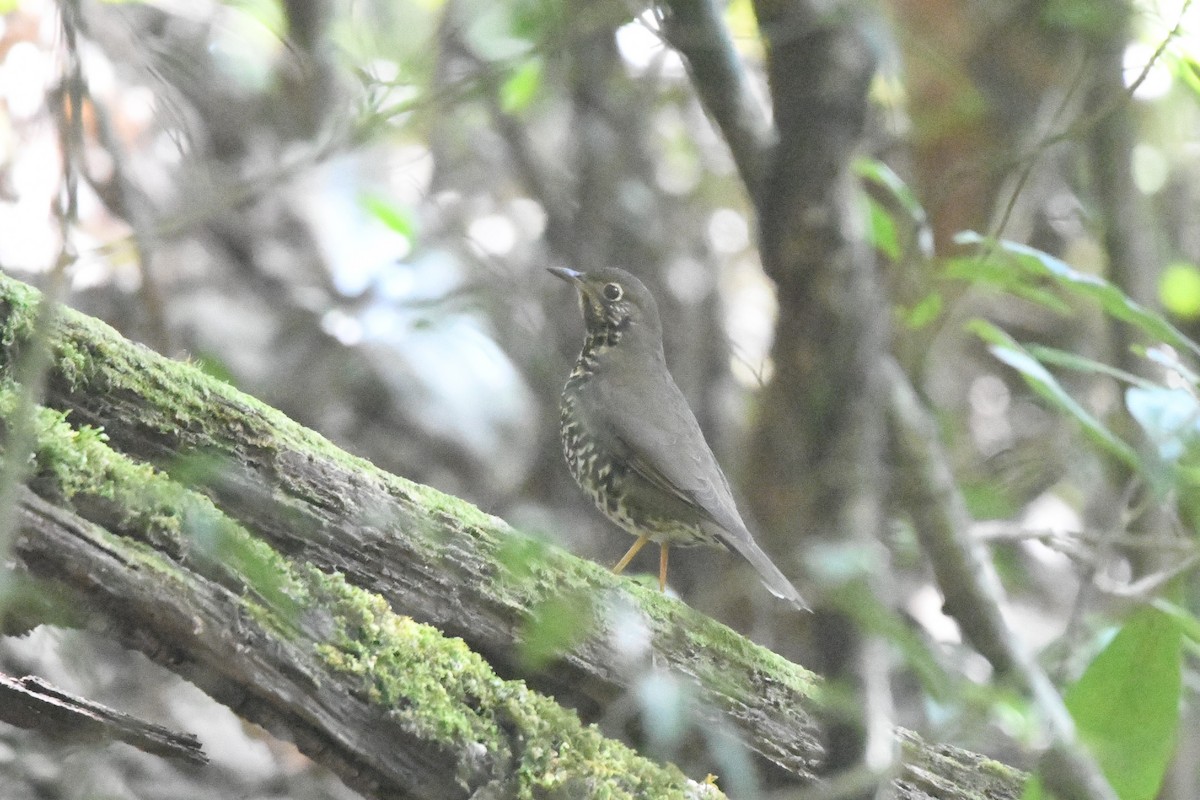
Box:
(517, 590), (594, 670)
(723, 0), (761, 40)
(967, 320), (1139, 469)
(494, 533), (553, 581)
(899, 292), (943, 330)
(500, 57), (543, 114)
(360, 192), (417, 242)
(943, 256), (1074, 315)
(1150, 599), (1200, 644)
(1069, 608), (1181, 800)
(1168, 52), (1200, 99)
(1024, 609), (1183, 800)
(497, 535), (596, 671)
(956, 232), (1200, 359)
(961, 479), (1021, 520)
(1024, 344), (1155, 389)
(965, 318), (1016, 348)
(865, 196), (901, 260)
(855, 157), (933, 257)
(855, 158), (926, 227)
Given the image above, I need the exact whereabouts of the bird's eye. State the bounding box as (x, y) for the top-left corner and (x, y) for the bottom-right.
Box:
(602, 283), (623, 301)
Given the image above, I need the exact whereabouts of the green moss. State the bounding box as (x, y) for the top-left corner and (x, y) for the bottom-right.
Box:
(478, 515), (817, 719)
(982, 758), (1023, 779)
(584, 576), (819, 707)
(409, 482), (508, 531)
(686, 615), (818, 700)
(0, 381), (306, 622)
(309, 566), (721, 798)
(0, 389), (719, 797)
(897, 728), (1026, 798)
(0, 274), (377, 477)
(312, 569), (498, 743)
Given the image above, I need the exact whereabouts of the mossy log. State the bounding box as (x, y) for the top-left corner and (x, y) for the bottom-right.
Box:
(0, 273), (1023, 799)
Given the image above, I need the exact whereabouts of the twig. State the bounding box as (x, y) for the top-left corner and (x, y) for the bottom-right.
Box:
(972, 521), (1194, 552)
(0, 673), (207, 765)
(438, 20), (578, 264)
(1094, 552), (1200, 599)
(78, 86), (173, 353)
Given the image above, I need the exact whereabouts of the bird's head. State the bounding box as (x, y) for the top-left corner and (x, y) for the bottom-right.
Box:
(548, 267), (663, 346)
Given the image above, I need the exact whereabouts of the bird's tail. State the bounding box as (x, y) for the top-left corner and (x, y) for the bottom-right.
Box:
(714, 522), (809, 611)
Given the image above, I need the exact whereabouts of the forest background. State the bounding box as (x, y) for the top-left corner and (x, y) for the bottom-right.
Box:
(2, 0), (1200, 798)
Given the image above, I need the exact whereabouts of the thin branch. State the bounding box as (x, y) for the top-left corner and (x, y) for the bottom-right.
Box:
(657, 0), (774, 198)
(1094, 553), (1200, 599)
(972, 521), (1195, 552)
(885, 358), (1118, 800)
(77, 85), (173, 353)
(0, 673), (207, 765)
(446, 34), (577, 262)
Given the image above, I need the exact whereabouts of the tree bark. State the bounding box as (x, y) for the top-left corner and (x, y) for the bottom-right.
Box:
(743, 0), (889, 780)
(0, 671), (206, 765)
(0, 273), (1021, 798)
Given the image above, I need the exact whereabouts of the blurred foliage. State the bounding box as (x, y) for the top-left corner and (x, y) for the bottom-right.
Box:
(1159, 261), (1200, 318)
(1022, 606), (1183, 800)
(877, 171), (1200, 798)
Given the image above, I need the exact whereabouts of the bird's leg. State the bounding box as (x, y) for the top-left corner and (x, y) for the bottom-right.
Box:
(659, 543), (669, 592)
(612, 534), (650, 575)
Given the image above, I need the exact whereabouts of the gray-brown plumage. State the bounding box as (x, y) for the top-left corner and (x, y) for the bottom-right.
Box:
(550, 266), (807, 610)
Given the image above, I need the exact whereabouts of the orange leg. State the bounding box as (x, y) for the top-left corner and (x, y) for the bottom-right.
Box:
(612, 534), (650, 575)
(659, 542), (669, 592)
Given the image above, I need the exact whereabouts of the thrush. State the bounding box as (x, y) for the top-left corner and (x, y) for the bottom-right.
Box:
(550, 266), (807, 610)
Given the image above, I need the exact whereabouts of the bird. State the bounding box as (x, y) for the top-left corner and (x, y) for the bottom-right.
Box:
(549, 266), (808, 610)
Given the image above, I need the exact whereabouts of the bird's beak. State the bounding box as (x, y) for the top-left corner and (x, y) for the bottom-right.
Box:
(548, 267), (602, 317)
(548, 267), (598, 305)
(547, 267), (584, 285)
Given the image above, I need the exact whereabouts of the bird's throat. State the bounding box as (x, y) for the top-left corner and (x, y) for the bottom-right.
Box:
(571, 322), (629, 378)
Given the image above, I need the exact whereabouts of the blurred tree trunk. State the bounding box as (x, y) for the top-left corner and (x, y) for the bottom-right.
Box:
(745, 1), (881, 578)
(740, 0), (886, 780)
(0, 274), (1030, 799)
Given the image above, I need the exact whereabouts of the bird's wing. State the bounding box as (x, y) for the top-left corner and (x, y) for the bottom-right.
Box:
(582, 358), (809, 610)
(585, 359), (737, 527)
